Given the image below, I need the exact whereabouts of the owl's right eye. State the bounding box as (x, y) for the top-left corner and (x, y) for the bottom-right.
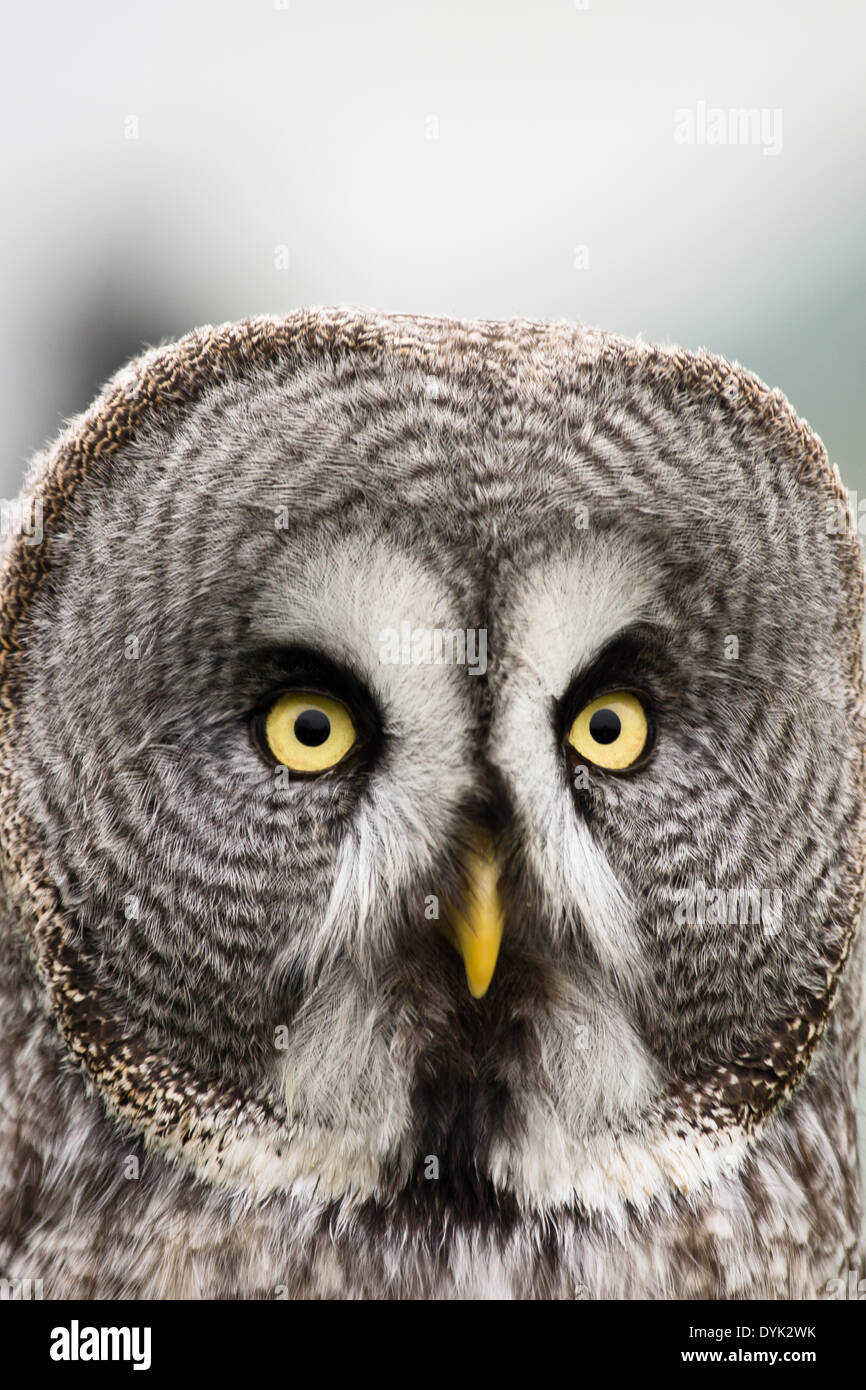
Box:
(255, 690), (358, 773)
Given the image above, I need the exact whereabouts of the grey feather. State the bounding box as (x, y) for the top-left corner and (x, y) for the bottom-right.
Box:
(0, 309), (862, 1298)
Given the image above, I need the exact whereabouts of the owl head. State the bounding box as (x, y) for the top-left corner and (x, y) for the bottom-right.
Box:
(1, 309), (863, 1220)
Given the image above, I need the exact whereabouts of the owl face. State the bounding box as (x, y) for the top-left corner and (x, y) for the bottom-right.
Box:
(2, 312), (863, 1217)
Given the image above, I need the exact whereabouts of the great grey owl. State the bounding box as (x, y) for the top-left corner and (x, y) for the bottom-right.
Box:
(0, 308), (863, 1299)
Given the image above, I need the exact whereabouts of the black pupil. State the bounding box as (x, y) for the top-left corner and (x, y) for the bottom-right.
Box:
(294, 709), (331, 747)
(589, 708), (621, 745)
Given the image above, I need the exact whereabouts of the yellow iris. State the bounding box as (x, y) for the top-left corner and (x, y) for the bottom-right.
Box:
(567, 691), (649, 771)
(264, 691), (357, 773)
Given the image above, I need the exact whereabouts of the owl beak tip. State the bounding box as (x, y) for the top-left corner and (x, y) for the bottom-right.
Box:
(443, 834), (504, 1000)
(466, 972), (494, 1001)
(462, 930), (502, 998)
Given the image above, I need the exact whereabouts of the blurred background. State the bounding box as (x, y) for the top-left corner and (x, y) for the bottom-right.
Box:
(2, 0), (864, 496)
(3, 0), (866, 1213)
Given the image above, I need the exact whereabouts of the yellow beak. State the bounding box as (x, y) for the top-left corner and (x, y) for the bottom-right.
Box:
(442, 831), (505, 999)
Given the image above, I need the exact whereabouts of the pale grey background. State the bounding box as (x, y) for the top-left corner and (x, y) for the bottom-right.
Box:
(2, 0), (865, 1208)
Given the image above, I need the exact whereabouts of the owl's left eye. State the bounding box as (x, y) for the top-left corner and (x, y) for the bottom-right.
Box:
(566, 690), (651, 771)
(257, 691), (357, 773)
